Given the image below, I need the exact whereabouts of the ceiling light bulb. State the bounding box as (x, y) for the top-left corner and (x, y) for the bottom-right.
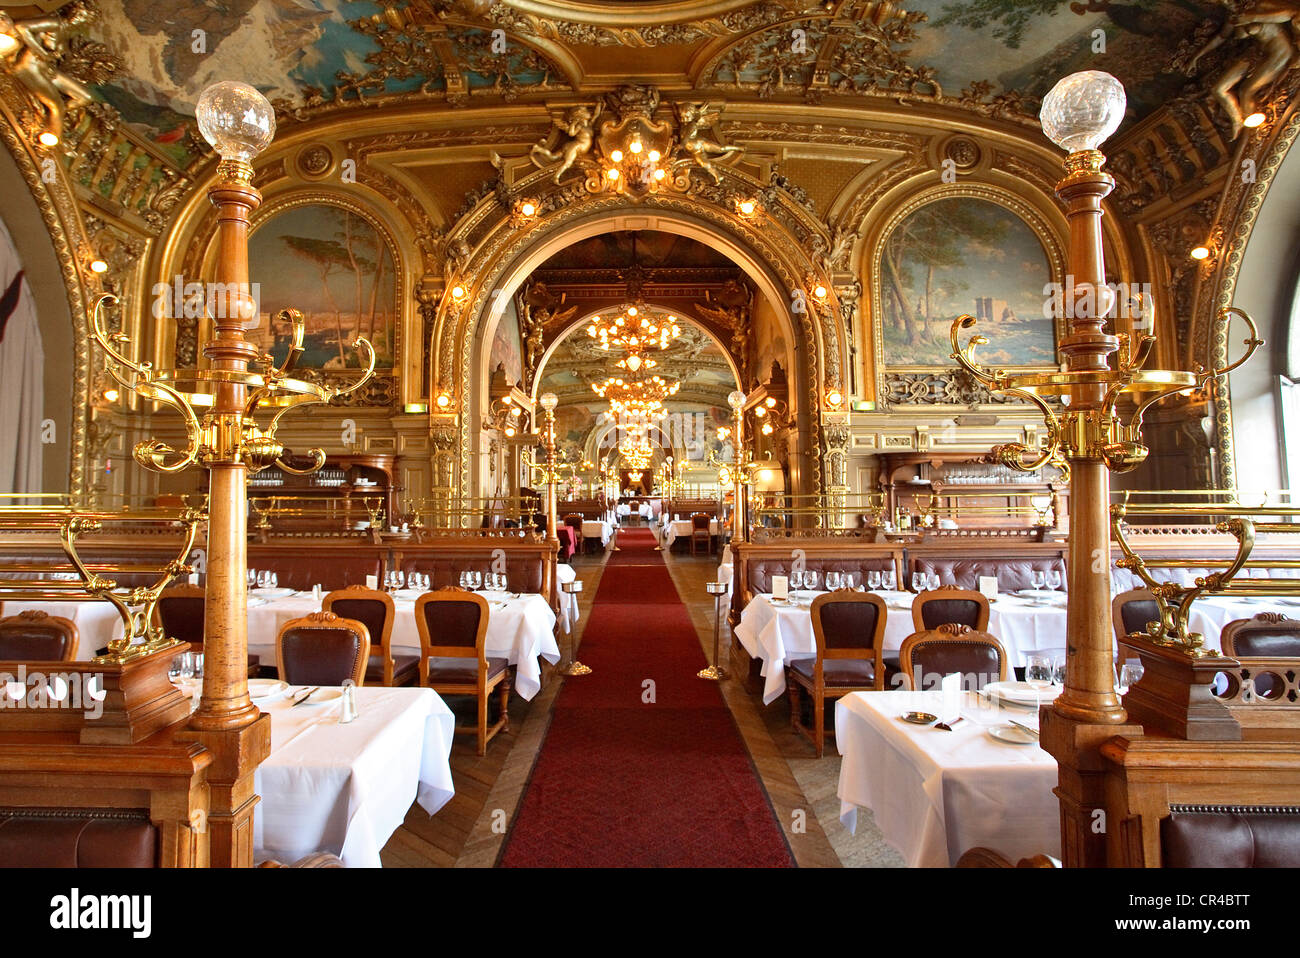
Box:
(102, 387), (120, 402)
(505, 426), (516, 437)
(648, 150), (661, 162)
(827, 390), (843, 407)
(765, 397), (777, 408)
(610, 150), (623, 163)
(451, 285), (466, 300)
(630, 140), (643, 154)
(607, 168), (620, 180)
(1190, 246), (1210, 261)
(1039, 70), (1126, 153)
(755, 406), (766, 417)
(90, 259), (108, 274)
(653, 169), (665, 181)
(436, 394), (450, 407)
(1243, 112), (1266, 129)
(625, 355), (642, 371)
(739, 200), (755, 215)
(38, 132), (59, 147)
(196, 80), (276, 163)
(627, 306), (637, 316)
(520, 201), (536, 216)
(762, 422), (774, 435)
(814, 285), (828, 299)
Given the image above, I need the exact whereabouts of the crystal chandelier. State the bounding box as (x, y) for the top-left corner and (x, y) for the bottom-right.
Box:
(619, 435), (655, 469)
(586, 305), (682, 355)
(592, 374), (681, 406)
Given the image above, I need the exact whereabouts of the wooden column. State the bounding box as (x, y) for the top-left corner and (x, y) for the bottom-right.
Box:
(1040, 150), (1141, 867)
(175, 159), (271, 868)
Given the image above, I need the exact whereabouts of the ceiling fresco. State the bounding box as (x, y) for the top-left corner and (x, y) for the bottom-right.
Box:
(74, 0), (1233, 167)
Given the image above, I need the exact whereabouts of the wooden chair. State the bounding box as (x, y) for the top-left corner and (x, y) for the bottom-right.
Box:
(0, 609), (78, 661)
(690, 513), (712, 556)
(911, 586), (990, 632)
(155, 584), (260, 677)
(788, 591), (888, 757)
(275, 611), (370, 687)
(563, 514), (584, 553)
(1220, 611), (1300, 658)
(323, 585), (417, 687)
(415, 588), (510, 756)
(898, 624), (1008, 691)
(1111, 588), (1159, 645)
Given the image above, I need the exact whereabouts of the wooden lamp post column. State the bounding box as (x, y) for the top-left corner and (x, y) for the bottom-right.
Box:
(727, 389), (748, 546)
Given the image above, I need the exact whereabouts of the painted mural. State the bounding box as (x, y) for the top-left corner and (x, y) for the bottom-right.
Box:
(489, 299), (523, 387)
(879, 197), (1054, 368)
(248, 203), (397, 370)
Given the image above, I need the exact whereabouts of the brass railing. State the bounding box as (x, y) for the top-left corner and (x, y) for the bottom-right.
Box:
(248, 494), (384, 533)
(0, 497), (206, 663)
(1111, 490), (1300, 656)
(749, 493), (887, 537)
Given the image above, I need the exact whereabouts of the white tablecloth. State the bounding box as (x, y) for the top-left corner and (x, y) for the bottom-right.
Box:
(556, 563), (580, 635)
(581, 520), (612, 546)
(255, 685), (454, 868)
(4, 600), (126, 662)
(615, 504), (631, 518)
(735, 591), (1072, 705)
(836, 690), (1060, 867)
(717, 561), (733, 595)
(663, 518), (719, 545)
(247, 590), (559, 699)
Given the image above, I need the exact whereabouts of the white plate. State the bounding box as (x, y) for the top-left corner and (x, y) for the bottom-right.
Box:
(292, 688), (343, 706)
(988, 723), (1038, 745)
(1017, 589), (1064, 599)
(248, 679), (289, 700)
(251, 587), (295, 599)
(246, 596), (268, 607)
(985, 680), (1061, 705)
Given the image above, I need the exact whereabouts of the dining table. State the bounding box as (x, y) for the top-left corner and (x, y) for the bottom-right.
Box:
(836, 689), (1060, 867)
(662, 518), (720, 546)
(245, 588), (559, 699)
(247, 683), (455, 867)
(581, 519), (612, 547)
(735, 589), (1073, 705)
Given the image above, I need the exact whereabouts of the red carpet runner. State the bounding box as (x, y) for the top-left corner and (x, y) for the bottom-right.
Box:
(499, 526), (795, 867)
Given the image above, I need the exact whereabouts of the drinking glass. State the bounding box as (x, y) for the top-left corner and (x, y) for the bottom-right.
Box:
(247, 570), (257, 589)
(1032, 570), (1047, 591)
(1046, 570), (1062, 591)
(168, 655), (184, 682)
(470, 571), (482, 591)
(826, 571), (841, 591)
(1052, 654), (1067, 686)
(927, 572), (940, 591)
(421, 573), (432, 591)
(179, 652), (195, 680)
(458, 571), (468, 589)
(867, 570), (881, 591)
(1118, 661), (1144, 694)
(911, 571), (925, 593)
(270, 572), (279, 589)
(193, 653), (204, 679)
(842, 572), (857, 590)
(882, 570), (896, 591)
(964, 689), (1004, 729)
(804, 570), (820, 592)
(1025, 654), (1053, 705)
(256, 570), (268, 589)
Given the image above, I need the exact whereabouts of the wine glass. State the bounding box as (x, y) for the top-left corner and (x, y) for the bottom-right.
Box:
(882, 570), (896, 591)
(911, 571), (925, 593)
(1025, 653), (1053, 706)
(458, 570), (468, 589)
(867, 570), (881, 591)
(1032, 570), (1047, 592)
(1052, 654), (1067, 687)
(927, 572), (940, 591)
(256, 570), (269, 589)
(421, 573), (432, 591)
(247, 569), (257, 589)
(269, 572), (279, 589)
(470, 571), (483, 591)
(804, 570), (820, 592)
(826, 571), (841, 591)
(789, 570), (803, 594)
(1118, 660), (1144, 695)
(842, 572), (857, 590)
(1046, 570), (1062, 591)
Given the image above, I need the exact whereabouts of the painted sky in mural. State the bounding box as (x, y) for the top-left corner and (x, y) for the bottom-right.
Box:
(880, 197), (1053, 367)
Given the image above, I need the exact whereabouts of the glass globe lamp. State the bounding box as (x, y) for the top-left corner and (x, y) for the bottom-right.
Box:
(196, 81), (276, 164)
(539, 392), (559, 412)
(727, 389), (747, 410)
(1039, 71), (1126, 153)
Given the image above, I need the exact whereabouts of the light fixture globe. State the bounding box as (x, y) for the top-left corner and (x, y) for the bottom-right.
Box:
(727, 389), (747, 410)
(539, 392), (559, 412)
(1039, 71), (1126, 153)
(196, 81), (276, 163)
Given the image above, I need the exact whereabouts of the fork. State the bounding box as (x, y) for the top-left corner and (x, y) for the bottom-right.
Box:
(290, 686), (319, 708)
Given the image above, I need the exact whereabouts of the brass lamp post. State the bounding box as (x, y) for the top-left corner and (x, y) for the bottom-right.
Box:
(526, 392), (590, 676)
(950, 70), (1260, 866)
(89, 81), (373, 865)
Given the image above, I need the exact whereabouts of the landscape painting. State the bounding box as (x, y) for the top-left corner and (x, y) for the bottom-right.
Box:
(249, 204), (397, 370)
(879, 197), (1055, 368)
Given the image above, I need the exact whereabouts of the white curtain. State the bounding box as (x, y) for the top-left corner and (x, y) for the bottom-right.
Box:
(0, 217), (44, 495)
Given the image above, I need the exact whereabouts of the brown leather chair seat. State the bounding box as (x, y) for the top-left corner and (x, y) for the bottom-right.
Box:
(366, 653), (420, 686)
(0, 811), (158, 867)
(1162, 806), (1300, 868)
(426, 655), (509, 685)
(790, 657), (876, 687)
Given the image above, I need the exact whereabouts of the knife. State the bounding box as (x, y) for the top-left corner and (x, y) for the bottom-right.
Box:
(935, 716), (967, 731)
(1009, 719), (1040, 739)
(290, 686), (319, 707)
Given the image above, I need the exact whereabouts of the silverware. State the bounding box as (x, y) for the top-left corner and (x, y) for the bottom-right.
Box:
(935, 716), (967, 731)
(1009, 719), (1040, 739)
(290, 686), (319, 707)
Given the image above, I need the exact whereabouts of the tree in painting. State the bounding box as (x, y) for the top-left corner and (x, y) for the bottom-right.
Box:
(880, 197), (1055, 367)
(250, 205), (397, 370)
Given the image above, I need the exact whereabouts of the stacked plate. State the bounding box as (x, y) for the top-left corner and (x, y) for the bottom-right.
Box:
(248, 679), (289, 702)
(983, 680), (1061, 708)
(251, 587), (295, 599)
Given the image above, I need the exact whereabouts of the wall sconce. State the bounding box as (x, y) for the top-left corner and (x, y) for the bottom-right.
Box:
(735, 197), (759, 217)
(101, 387), (120, 403)
(1190, 246), (1210, 261)
(0, 16), (18, 56)
(825, 389), (844, 409)
(89, 259), (108, 274)
(38, 132), (59, 147)
(450, 285), (466, 302)
(436, 393), (451, 409)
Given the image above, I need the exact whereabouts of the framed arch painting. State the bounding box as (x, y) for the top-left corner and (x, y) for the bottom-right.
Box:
(247, 201), (400, 372)
(872, 192), (1063, 389)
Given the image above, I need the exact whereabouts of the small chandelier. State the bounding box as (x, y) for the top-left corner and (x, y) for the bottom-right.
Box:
(586, 305), (681, 353)
(592, 374), (681, 405)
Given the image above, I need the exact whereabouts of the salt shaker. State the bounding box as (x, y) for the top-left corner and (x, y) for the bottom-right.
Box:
(339, 681), (359, 724)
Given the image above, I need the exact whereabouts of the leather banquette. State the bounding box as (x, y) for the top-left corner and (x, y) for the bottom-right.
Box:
(247, 546), (384, 592)
(1161, 805), (1300, 868)
(397, 554), (545, 594)
(746, 555), (900, 595)
(909, 555), (1066, 592)
(0, 809), (157, 867)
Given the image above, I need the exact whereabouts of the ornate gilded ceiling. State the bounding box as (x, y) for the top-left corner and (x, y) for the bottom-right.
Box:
(75, 0), (1227, 169)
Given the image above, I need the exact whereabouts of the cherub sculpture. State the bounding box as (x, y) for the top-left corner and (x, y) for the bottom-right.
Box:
(530, 102), (603, 183)
(1, 1), (99, 145)
(676, 102), (743, 184)
(1187, 1), (1300, 138)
